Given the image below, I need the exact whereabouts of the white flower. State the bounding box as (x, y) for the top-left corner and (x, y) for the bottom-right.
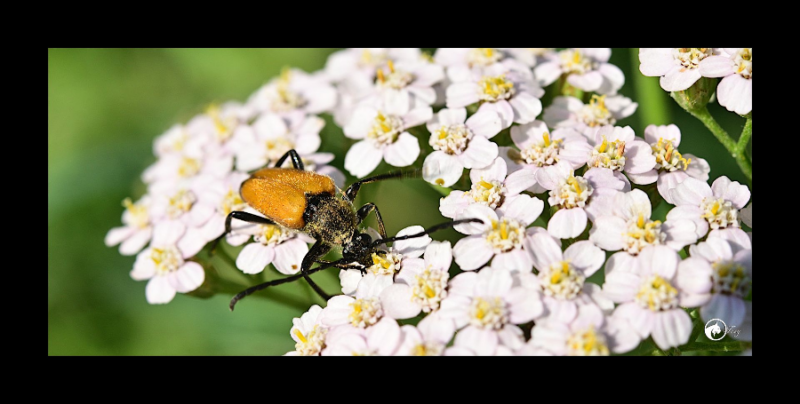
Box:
(380, 241), (453, 319)
(322, 275), (393, 329)
(372, 59), (444, 115)
(602, 245), (692, 350)
(105, 196), (155, 256)
(503, 48), (556, 67)
(699, 48), (752, 115)
(395, 312), (455, 356)
(639, 48), (724, 92)
(668, 176), (751, 238)
(235, 112), (323, 172)
(586, 126), (657, 183)
(285, 305), (328, 356)
(523, 315), (639, 356)
(542, 95), (638, 141)
(422, 107), (502, 187)
(625, 124), (710, 203)
(248, 68), (337, 116)
(234, 218), (312, 275)
(438, 157), (523, 219)
(439, 267), (544, 355)
(452, 195), (544, 271)
(590, 189), (698, 255)
(321, 317), (401, 356)
(535, 48), (625, 94)
(535, 160), (629, 239)
(520, 233), (611, 325)
(343, 105), (431, 177)
(446, 62), (544, 128)
(130, 222), (205, 304)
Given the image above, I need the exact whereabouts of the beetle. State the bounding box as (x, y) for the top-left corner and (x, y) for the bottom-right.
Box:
(215, 149), (480, 311)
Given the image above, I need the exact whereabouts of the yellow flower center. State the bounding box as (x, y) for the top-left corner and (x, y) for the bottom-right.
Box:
(177, 156), (201, 178)
(734, 48), (752, 79)
(485, 218), (525, 253)
(430, 123), (472, 155)
(712, 261), (751, 298)
(469, 297), (508, 330)
(467, 179), (505, 209)
(367, 111), (403, 146)
(676, 48), (712, 69)
(539, 260), (584, 300)
(122, 197), (150, 229)
(478, 74), (515, 102)
(294, 325), (327, 356)
(700, 197), (739, 230)
(348, 297), (383, 328)
(623, 214), (665, 255)
(567, 326), (610, 356)
(635, 275), (679, 312)
(551, 174), (593, 209)
(578, 95), (615, 127)
(166, 189), (197, 219)
(652, 137), (691, 172)
(520, 131), (563, 167)
(559, 49), (594, 75)
(150, 246), (183, 276)
(367, 252), (403, 276)
(411, 266), (449, 313)
(589, 135), (626, 171)
(467, 48), (502, 67)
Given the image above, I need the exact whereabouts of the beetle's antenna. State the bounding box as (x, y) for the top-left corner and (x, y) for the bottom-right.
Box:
(370, 218), (484, 248)
(229, 259), (345, 311)
(344, 169), (421, 202)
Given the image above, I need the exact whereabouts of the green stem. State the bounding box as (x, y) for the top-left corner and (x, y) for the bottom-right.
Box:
(737, 116), (752, 154)
(678, 103), (752, 182)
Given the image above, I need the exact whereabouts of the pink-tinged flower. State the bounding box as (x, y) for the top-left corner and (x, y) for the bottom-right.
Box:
(732, 301), (752, 342)
(148, 188), (213, 258)
(439, 267), (544, 355)
(234, 218), (313, 276)
(380, 241), (452, 319)
(194, 172), (258, 247)
(326, 48), (422, 83)
(602, 245), (692, 350)
(130, 222), (206, 304)
(680, 237), (752, 328)
(542, 95), (638, 142)
(285, 305), (328, 356)
(534, 48), (625, 95)
(446, 63), (544, 128)
(668, 176), (751, 238)
(395, 312), (455, 356)
(503, 48), (556, 68)
(338, 226), (431, 296)
(585, 126), (656, 183)
(153, 124), (203, 159)
(142, 149), (233, 195)
(590, 189), (698, 255)
(520, 234), (611, 325)
(371, 59), (444, 115)
(626, 124), (710, 203)
(435, 48), (534, 83)
(234, 112), (323, 172)
(184, 103), (252, 156)
(422, 107), (502, 187)
(522, 314), (640, 356)
(445, 344), (515, 356)
(535, 161), (630, 239)
(105, 196), (155, 256)
(343, 105), (431, 177)
(699, 48), (752, 115)
(438, 157), (523, 219)
(639, 48), (724, 92)
(322, 274), (393, 329)
(248, 68), (337, 116)
(740, 202), (752, 228)
(452, 195), (544, 271)
(501, 120), (593, 194)
(321, 317), (401, 356)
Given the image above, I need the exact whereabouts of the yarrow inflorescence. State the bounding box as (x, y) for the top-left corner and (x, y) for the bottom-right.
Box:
(107, 48), (753, 356)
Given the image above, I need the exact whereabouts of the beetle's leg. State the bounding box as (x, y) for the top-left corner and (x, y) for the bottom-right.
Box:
(210, 211), (275, 253)
(230, 254), (345, 312)
(370, 218), (485, 248)
(274, 149), (304, 170)
(343, 170), (419, 202)
(356, 203), (387, 239)
(299, 239), (333, 301)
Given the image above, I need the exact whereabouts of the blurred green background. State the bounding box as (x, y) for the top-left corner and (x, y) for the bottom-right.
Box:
(48, 48), (749, 355)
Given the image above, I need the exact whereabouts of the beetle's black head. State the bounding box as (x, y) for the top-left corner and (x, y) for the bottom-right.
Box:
(342, 231), (376, 267)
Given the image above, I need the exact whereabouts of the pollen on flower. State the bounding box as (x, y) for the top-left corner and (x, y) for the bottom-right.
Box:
(652, 138), (691, 172)
(368, 252), (403, 276)
(177, 156), (201, 178)
(254, 224), (293, 246)
(559, 49), (594, 75)
(485, 218), (525, 253)
(359, 49), (387, 68)
(294, 325), (327, 356)
(467, 48), (503, 67)
(469, 296), (509, 330)
(411, 341), (445, 356)
(700, 197), (738, 230)
(123, 198), (150, 229)
(205, 104), (237, 142)
(623, 214), (666, 254)
(265, 138), (296, 163)
(578, 95), (615, 127)
(566, 326), (610, 356)
(166, 189), (197, 219)
(712, 261), (751, 298)
(220, 189), (246, 216)
(367, 111), (403, 147)
(734, 48), (752, 79)
(589, 135), (626, 171)
(150, 246), (184, 276)
(635, 275), (679, 312)
(520, 131), (563, 166)
(376, 60), (414, 90)
(550, 175), (593, 209)
(269, 68), (307, 112)
(430, 124), (473, 155)
(467, 179), (505, 209)
(675, 48), (713, 69)
(538, 260), (584, 300)
(411, 266), (449, 313)
(478, 74), (515, 102)
(348, 297), (383, 328)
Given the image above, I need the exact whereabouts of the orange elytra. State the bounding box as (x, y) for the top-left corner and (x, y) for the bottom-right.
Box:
(240, 168), (336, 229)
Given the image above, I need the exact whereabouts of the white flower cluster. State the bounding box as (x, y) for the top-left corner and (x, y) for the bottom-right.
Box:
(107, 48), (752, 356)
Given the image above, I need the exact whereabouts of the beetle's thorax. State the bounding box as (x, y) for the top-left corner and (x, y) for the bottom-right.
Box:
(302, 193), (357, 246)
